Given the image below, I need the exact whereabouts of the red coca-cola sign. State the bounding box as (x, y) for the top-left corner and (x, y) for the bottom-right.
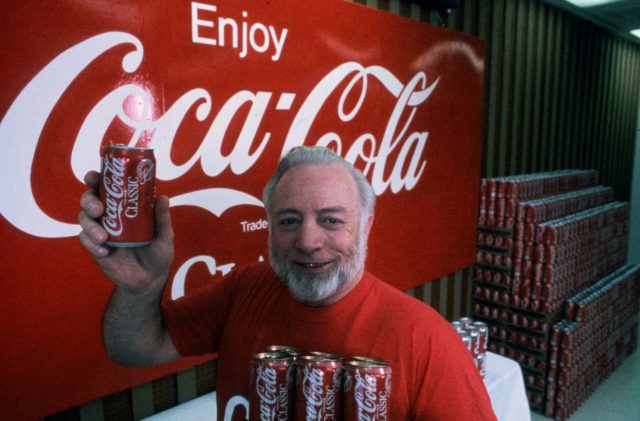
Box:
(0, 1), (483, 419)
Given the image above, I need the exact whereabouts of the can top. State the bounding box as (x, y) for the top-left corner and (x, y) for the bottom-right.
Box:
(472, 321), (488, 330)
(252, 351), (292, 361)
(307, 351), (344, 360)
(298, 354), (342, 363)
(105, 143), (154, 152)
(265, 345), (302, 356)
(468, 327), (480, 337)
(347, 357), (389, 368)
(351, 356), (389, 366)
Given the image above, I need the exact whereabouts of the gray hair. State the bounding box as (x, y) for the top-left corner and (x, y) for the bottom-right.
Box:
(262, 146), (376, 220)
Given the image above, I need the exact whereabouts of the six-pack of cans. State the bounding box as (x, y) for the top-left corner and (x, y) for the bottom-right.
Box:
(250, 346), (391, 420)
(451, 317), (489, 378)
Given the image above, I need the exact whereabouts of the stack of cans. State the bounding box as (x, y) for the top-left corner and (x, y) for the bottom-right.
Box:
(472, 169), (634, 415)
(524, 201), (629, 313)
(478, 169), (598, 229)
(250, 346), (391, 420)
(545, 265), (640, 421)
(451, 317), (489, 378)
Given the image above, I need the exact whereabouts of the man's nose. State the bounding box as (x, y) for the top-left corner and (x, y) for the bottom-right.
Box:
(294, 220), (323, 254)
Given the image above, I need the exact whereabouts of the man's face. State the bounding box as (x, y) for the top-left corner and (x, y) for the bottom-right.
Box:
(268, 163), (372, 306)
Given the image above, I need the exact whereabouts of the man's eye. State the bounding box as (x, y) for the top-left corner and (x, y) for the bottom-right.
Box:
(279, 218), (298, 226)
(322, 217), (341, 225)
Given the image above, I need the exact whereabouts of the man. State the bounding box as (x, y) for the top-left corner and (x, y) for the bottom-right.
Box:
(79, 146), (497, 420)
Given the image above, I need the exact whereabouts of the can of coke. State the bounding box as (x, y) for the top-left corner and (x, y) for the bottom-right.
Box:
(295, 354), (343, 420)
(343, 359), (391, 421)
(250, 351), (295, 420)
(99, 144), (155, 246)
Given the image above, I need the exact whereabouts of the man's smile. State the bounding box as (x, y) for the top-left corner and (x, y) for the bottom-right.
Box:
(294, 260), (335, 270)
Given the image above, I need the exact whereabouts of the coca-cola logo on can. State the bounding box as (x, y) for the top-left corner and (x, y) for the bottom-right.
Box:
(136, 159), (155, 184)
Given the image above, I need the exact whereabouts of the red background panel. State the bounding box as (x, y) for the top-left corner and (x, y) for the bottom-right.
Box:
(0, 1), (483, 419)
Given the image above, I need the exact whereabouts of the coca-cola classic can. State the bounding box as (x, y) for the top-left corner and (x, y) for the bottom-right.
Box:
(99, 145), (156, 246)
(295, 355), (343, 420)
(343, 360), (391, 421)
(250, 352), (295, 421)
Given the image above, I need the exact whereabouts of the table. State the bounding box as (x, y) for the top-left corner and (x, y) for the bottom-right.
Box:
(484, 352), (531, 421)
(142, 392), (217, 421)
(144, 352), (530, 420)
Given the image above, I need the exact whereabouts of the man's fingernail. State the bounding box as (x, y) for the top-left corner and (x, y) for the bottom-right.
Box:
(94, 244), (109, 257)
(92, 228), (106, 242)
(90, 202), (101, 215)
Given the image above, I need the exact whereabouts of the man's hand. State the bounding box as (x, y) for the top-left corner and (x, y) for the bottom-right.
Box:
(79, 170), (179, 366)
(78, 171), (174, 295)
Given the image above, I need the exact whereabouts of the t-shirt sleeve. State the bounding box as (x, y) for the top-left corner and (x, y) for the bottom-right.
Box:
(161, 270), (237, 356)
(412, 320), (498, 421)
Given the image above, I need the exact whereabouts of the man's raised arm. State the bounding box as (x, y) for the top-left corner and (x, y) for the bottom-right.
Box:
(78, 171), (180, 366)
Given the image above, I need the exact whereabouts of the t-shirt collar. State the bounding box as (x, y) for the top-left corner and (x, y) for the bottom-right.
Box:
(285, 270), (375, 323)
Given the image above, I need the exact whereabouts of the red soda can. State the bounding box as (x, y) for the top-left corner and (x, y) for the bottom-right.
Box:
(459, 332), (473, 353)
(295, 355), (343, 420)
(343, 360), (391, 421)
(476, 353), (487, 378)
(472, 321), (489, 354)
(250, 352), (295, 421)
(468, 327), (480, 357)
(99, 144), (156, 246)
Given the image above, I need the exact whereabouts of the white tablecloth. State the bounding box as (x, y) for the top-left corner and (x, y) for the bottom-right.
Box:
(144, 352), (530, 420)
(143, 392), (217, 421)
(484, 352), (531, 421)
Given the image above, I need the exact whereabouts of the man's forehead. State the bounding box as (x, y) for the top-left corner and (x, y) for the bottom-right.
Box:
(272, 163), (360, 206)
(278, 162), (355, 187)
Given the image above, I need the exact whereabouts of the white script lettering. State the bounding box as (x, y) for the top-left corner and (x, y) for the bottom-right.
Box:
(191, 2), (288, 61)
(0, 32), (439, 240)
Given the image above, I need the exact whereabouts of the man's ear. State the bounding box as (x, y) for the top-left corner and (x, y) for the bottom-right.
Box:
(364, 213), (374, 237)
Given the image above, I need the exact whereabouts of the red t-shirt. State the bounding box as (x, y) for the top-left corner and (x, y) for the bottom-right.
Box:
(162, 263), (496, 420)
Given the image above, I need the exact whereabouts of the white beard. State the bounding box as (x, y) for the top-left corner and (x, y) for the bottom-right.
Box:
(269, 230), (367, 304)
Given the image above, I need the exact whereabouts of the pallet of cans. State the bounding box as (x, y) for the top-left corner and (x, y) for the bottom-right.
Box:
(250, 346), (391, 420)
(451, 317), (489, 378)
(521, 201), (629, 313)
(510, 186), (614, 310)
(475, 200), (629, 314)
(472, 169), (633, 415)
(545, 265), (640, 420)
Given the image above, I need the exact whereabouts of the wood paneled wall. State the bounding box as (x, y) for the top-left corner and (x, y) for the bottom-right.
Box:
(46, 1), (640, 419)
(403, 0), (640, 320)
